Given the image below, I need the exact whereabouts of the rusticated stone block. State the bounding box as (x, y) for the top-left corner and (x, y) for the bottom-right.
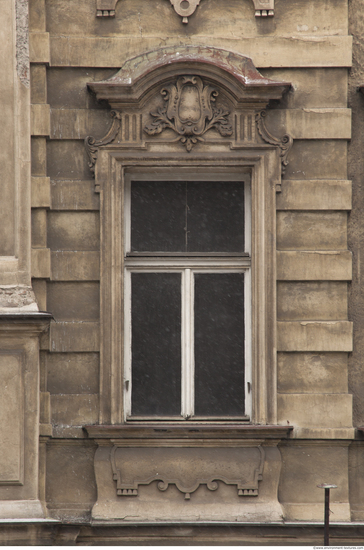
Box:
(277, 321), (353, 352)
(47, 212), (100, 251)
(277, 394), (353, 429)
(277, 282), (348, 320)
(47, 353), (99, 394)
(277, 212), (347, 251)
(277, 251), (352, 280)
(50, 180), (99, 211)
(278, 353), (348, 394)
(29, 32), (50, 64)
(51, 251), (100, 281)
(50, 321), (100, 352)
(51, 395), (98, 425)
(31, 177), (51, 208)
(47, 282), (100, 321)
(277, 180), (352, 211)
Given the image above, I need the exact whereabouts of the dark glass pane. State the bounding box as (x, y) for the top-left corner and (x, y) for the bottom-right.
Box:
(194, 273), (245, 416)
(187, 182), (245, 252)
(131, 273), (181, 415)
(131, 181), (186, 252)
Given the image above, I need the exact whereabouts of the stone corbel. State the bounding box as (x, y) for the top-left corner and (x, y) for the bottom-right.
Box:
(256, 110), (293, 188)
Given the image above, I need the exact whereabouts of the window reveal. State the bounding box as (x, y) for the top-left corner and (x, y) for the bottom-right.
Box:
(124, 179), (251, 420)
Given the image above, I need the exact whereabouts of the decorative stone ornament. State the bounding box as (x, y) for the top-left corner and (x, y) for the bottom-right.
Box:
(86, 46), (292, 179)
(95, 0), (275, 19)
(110, 444), (265, 500)
(144, 76), (233, 151)
(169, 0), (201, 23)
(256, 110), (293, 178)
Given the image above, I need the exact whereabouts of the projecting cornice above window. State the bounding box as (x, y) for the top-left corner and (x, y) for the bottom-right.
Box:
(86, 46), (293, 175)
(87, 46), (291, 109)
(95, 0), (274, 20)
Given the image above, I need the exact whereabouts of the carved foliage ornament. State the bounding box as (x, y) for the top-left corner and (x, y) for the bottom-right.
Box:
(256, 110), (293, 177)
(144, 76), (233, 152)
(85, 110), (122, 174)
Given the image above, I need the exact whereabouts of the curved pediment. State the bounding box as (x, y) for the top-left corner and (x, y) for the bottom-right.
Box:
(88, 45), (291, 109)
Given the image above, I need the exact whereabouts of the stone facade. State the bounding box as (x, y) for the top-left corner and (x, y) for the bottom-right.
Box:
(0, 0), (364, 544)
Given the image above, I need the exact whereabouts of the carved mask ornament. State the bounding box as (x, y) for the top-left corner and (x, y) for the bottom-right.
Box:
(145, 76), (233, 151)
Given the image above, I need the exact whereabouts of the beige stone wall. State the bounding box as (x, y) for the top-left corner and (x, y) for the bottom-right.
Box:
(347, 0), (364, 523)
(0, 0), (356, 535)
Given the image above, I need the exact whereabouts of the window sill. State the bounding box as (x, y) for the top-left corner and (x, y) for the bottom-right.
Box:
(84, 424), (293, 440)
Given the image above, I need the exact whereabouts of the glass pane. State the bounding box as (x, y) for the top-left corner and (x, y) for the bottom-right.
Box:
(131, 181), (186, 252)
(194, 273), (245, 416)
(187, 182), (245, 252)
(131, 273), (181, 416)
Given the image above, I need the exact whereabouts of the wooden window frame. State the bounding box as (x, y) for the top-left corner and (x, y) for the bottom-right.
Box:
(123, 171), (252, 422)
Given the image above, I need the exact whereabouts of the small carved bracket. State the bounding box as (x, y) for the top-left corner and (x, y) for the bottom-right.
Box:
(169, 0), (202, 23)
(144, 76), (233, 152)
(252, 0), (274, 16)
(96, 0), (119, 17)
(85, 110), (121, 175)
(111, 445), (265, 500)
(256, 110), (293, 189)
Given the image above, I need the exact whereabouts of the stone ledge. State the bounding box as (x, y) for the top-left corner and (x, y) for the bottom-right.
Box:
(84, 424), (293, 440)
(288, 428), (355, 439)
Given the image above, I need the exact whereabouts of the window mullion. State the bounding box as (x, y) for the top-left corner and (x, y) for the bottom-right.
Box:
(181, 268), (194, 418)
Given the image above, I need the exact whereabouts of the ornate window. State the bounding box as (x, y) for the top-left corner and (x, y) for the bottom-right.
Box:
(85, 45), (292, 426)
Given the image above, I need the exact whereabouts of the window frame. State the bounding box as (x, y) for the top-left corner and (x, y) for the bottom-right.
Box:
(123, 170), (252, 422)
(96, 152), (278, 427)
